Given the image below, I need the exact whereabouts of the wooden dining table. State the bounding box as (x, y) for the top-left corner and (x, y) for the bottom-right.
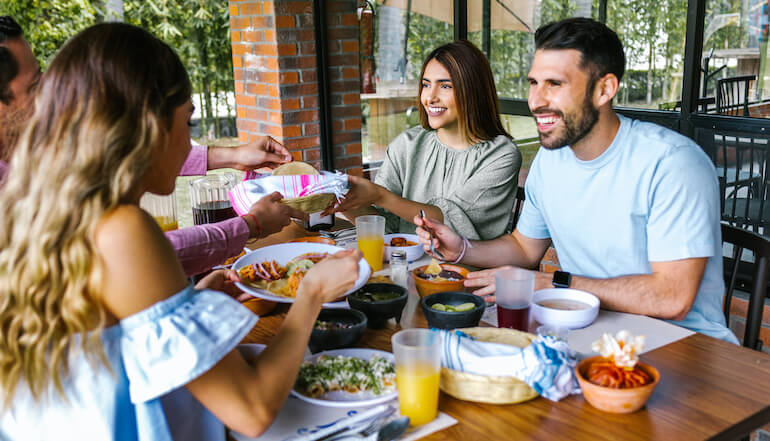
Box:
(240, 221), (770, 441)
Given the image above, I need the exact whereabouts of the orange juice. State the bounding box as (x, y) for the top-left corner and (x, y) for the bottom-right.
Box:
(395, 363), (440, 426)
(357, 235), (384, 271)
(154, 216), (179, 232)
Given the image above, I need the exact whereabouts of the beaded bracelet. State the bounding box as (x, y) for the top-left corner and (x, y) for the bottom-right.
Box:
(242, 213), (262, 238)
(450, 236), (472, 264)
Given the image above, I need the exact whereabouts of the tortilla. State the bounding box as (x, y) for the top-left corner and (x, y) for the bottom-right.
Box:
(272, 161), (319, 176)
(272, 161), (335, 214)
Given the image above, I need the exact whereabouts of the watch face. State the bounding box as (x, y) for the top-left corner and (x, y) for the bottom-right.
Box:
(553, 271), (571, 287)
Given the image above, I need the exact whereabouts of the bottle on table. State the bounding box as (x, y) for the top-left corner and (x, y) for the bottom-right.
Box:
(390, 250), (408, 288)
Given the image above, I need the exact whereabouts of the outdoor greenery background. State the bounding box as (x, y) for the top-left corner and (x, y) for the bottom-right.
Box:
(1, 0), (753, 220)
(1, 0), (235, 141)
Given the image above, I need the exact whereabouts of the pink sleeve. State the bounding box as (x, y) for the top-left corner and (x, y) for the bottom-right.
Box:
(179, 144), (208, 176)
(165, 217), (250, 276)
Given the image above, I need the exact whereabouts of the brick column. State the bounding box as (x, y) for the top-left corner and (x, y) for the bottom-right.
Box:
(228, 0), (362, 174)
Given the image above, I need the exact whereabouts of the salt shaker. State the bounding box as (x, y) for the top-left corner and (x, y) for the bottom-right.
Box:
(390, 250), (408, 288)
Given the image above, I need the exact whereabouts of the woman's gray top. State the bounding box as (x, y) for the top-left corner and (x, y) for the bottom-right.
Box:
(374, 126), (521, 240)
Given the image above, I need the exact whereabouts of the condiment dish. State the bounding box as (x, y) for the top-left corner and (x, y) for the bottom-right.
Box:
(348, 283), (408, 328)
(412, 263), (468, 297)
(531, 288), (599, 329)
(421, 291), (486, 330)
(383, 233), (423, 262)
(309, 308), (367, 353)
(576, 355), (660, 413)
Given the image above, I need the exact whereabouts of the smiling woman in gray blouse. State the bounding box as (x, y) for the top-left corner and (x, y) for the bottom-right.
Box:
(328, 40), (521, 240)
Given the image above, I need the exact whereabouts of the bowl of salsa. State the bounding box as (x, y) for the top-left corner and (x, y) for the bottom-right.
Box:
(347, 283), (408, 328)
(411, 262), (469, 297)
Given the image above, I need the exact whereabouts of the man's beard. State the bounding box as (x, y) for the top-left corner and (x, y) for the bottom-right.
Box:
(0, 104), (32, 162)
(538, 92), (599, 150)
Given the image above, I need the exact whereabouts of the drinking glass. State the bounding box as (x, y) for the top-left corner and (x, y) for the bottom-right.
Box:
(495, 268), (535, 331)
(140, 192), (178, 231)
(190, 173), (237, 225)
(356, 215), (385, 271)
(391, 329), (441, 426)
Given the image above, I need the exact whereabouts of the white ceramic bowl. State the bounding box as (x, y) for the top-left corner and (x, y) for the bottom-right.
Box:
(383, 233), (424, 262)
(531, 288), (600, 329)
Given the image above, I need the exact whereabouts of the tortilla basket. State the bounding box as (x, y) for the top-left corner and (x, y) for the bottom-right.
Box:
(281, 193), (337, 214)
(439, 327), (539, 404)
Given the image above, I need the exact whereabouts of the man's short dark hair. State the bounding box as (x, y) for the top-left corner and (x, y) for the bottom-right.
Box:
(0, 16), (23, 105)
(535, 17), (625, 83)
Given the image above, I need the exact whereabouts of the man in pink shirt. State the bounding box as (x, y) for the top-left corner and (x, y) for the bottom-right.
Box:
(0, 16), (303, 276)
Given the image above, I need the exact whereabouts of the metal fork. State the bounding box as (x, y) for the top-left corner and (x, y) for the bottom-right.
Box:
(323, 407), (396, 441)
(420, 209), (445, 261)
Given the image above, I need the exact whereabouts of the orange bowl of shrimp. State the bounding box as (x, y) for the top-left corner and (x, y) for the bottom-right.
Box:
(575, 355), (660, 414)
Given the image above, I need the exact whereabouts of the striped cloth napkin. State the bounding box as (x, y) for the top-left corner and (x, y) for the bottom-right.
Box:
(229, 171), (348, 215)
(432, 329), (581, 401)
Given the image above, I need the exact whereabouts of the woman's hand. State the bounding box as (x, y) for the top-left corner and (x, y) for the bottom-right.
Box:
(325, 175), (383, 215)
(246, 192), (306, 238)
(208, 136), (293, 171)
(194, 269), (246, 298)
(298, 249), (361, 304)
(413, 214), (463, 261)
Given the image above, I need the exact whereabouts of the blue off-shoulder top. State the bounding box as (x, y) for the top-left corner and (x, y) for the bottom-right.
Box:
(0, 285), (258, 441)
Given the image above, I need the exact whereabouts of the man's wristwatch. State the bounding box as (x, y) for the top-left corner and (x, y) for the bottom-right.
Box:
(552, 270), (572, 288)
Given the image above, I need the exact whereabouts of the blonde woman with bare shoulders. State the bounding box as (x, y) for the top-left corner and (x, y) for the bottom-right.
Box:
(0, 23), (361, 441)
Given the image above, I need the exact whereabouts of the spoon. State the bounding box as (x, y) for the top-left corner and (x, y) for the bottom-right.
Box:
(377, 417), (410, 441)
(420, 210), (445, 261)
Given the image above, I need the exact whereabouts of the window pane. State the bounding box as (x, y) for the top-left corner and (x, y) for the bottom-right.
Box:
(501, 114), (538, 174)
(701, 0), (769, 118)
(362, 1), (454, 166)
(467, 0), (688, 111)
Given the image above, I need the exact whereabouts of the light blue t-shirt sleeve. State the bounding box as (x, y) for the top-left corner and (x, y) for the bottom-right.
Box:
(516, 151), (551, 240)
(646, 145), (721, 262)
(119, 285), (258, 403)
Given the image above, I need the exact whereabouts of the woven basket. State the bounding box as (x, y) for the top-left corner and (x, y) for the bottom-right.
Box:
(439, 327), (539, 404)
(281, 193), (336, 214)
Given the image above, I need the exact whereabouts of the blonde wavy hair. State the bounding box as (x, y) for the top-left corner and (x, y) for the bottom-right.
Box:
(0, 23), (191, 407)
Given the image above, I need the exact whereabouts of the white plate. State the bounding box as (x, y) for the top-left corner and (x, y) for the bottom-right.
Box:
(233, 243), (370, 308)
(290, 348), (397, 408)
(383, 233), (424, 263)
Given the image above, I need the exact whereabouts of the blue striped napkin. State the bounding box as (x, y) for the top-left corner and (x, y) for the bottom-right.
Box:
(432, 329), (581, 401)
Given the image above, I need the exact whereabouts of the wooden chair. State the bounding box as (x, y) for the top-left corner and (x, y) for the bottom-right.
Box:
(721, 223), (770, 351)
(716, 75), (755, 117)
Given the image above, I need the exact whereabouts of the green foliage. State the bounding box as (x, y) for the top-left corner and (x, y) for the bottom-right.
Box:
(0, 0), (98, 68)
(123, 0), (235, 140)
(0, 0), (235, 139)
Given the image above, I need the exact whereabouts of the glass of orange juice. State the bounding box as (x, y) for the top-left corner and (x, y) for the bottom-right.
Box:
(356, 215), (385, 271)
(391, 329), (441, 426)
(140, 192), (179, 232)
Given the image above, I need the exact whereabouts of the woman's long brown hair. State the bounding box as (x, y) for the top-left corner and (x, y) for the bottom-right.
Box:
(0, 23), (190, 407)
(418, 40), (511, 144)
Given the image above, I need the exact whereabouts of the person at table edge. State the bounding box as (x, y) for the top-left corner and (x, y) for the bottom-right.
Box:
(326, 40), (521, 241)
(415, 17), (738, 344)
(0, 15), (302, 276)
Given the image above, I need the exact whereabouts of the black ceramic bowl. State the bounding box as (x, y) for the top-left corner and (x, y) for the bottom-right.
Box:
(420, 291), (486, 330)
(309, 308), (367, 353)
(347, 283), (408, 328)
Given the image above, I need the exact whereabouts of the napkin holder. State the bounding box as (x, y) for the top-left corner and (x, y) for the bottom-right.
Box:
(439, 327), (539, 404)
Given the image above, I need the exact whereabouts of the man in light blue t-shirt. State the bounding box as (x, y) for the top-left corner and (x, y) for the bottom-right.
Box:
(414, 17), (737, 343)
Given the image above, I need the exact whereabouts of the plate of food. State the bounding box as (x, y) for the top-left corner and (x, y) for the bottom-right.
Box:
(291, 348), (397, 407)
(233, 243), (370, 308)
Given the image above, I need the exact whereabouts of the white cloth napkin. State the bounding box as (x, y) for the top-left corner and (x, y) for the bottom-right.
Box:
(229, 171), (349, 215)
(432, 329), (581, 401)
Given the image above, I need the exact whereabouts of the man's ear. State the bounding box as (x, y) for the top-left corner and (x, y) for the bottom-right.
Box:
(594, 73), (619, 108)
